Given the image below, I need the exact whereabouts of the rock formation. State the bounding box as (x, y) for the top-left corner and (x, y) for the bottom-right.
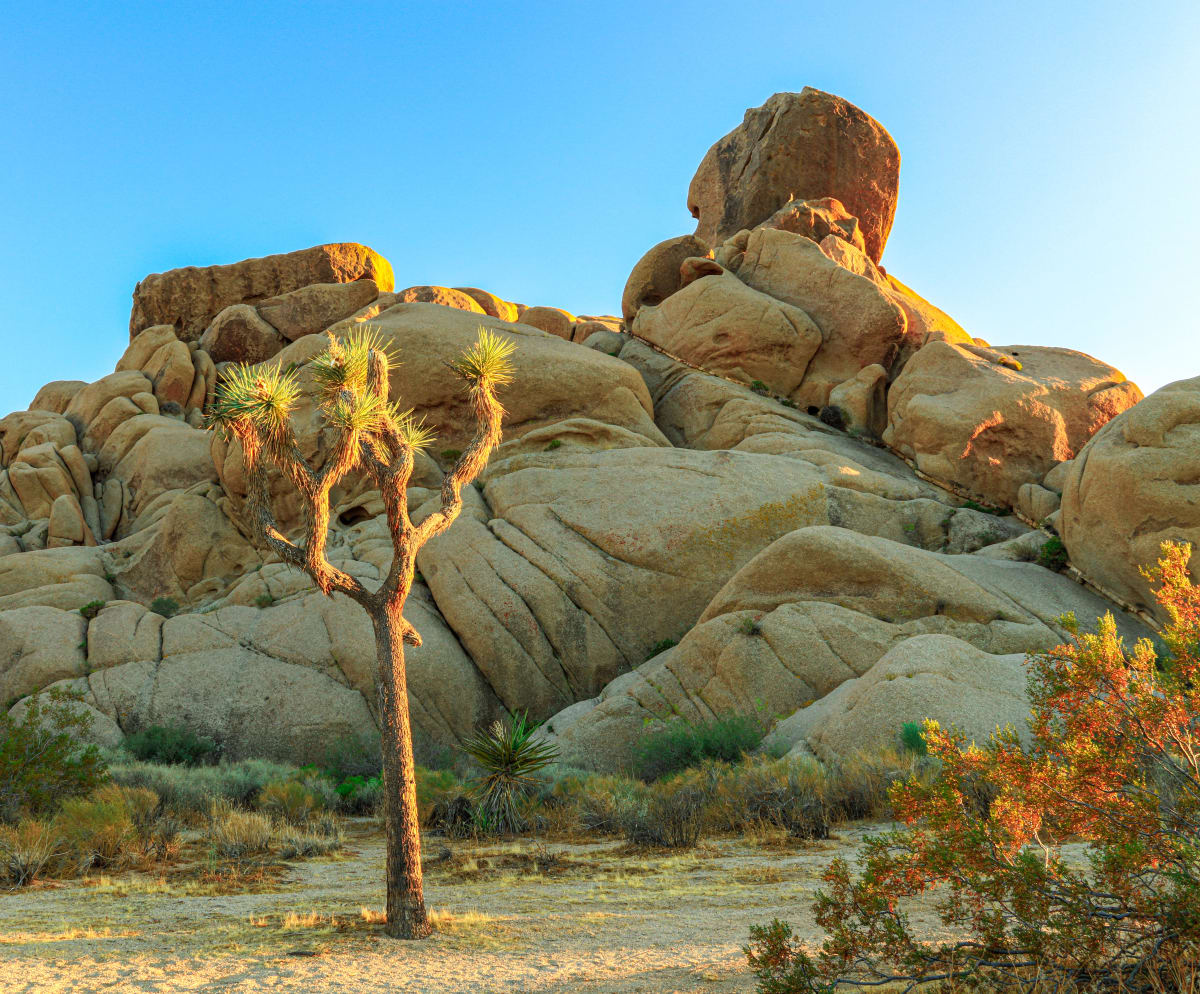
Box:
(3, 89), (1188, 774)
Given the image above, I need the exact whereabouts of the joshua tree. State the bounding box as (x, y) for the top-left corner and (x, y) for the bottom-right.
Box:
(208, 325), (515, 939)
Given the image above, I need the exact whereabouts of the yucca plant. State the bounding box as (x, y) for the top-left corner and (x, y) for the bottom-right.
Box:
(464, 713), (558, 833)
(207, 323), (516, 938)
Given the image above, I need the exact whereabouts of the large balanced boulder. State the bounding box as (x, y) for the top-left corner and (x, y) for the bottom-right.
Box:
(130, 243), (394, 343)
(884, 342), (1142, 507)
(1058, 375), (1200, 618)
(687, 88), (900, 262)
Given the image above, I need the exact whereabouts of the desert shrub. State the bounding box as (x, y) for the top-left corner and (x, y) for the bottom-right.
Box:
(206, 807), (272, 862)
(148, 596), (180, 618)
(1038, 535), (1069, 571)
(644, 637), (678, 661)
(0, 688), (107, 821)
(253, 593), (275, 608)
(79, 599), (106, 620)
(322, 733), (382, 781)
(623, 777), (704, 848)
(750, 379), (770, 395)
(142, 816), (183, 864)
(825, 747), (935, 822)
(632, 714), (765, 782)
(753, 541), (1200, 993)
(703, 755), (832, 839)
(899, 721), (928, 756)
(737, 615), (765, 636)
(276, 827), (342, 860)
(425, 795), (475, 837)
(54, 787), (139, 873)
(464, 713), (558, 833)
(109, 758), (295, 816)
(124, 723), (220, 766)
(256, 780), (325, 825)
(744, 919), (816, 994)
(551, 772), (643, 836)
(334, 774), (382, 815)
(0, 819), (60, 886)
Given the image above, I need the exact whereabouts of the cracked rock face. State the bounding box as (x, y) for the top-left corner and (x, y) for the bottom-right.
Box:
(2, 90), (1179, 769)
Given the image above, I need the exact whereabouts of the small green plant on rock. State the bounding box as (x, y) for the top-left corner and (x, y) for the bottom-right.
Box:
(1038, 535), (1069, 571)
(738, 616), (764, 636)
(253, 592), (275, 609)
(149, 596), (180, 618)
(544, 438), (563, 451)
(78, 600), (105, 620)
(645, 637), (678, 660)
(750, 380), (770, 395)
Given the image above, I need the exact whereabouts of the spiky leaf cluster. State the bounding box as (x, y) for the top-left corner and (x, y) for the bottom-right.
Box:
(207, 363), (302, 453)
(464, 712), (558, 833)
(308, 326), (395, 397)
(450, 328), (516, 389)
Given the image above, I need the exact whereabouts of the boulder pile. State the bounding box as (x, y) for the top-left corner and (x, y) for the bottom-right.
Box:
(2, 90), (1194, 771)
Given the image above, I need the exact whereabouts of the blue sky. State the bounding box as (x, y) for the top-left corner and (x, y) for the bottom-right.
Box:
(1, 1), (1197, 410)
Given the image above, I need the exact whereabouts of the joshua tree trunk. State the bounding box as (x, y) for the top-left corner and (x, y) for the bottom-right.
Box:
(207, 326), (514, 940)
(374, 603), (431, 938)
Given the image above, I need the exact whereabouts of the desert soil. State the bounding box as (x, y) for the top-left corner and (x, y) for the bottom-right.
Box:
(0, 821), (952, 993)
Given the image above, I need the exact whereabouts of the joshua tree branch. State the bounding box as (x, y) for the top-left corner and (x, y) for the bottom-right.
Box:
(413, 378), (505, 550)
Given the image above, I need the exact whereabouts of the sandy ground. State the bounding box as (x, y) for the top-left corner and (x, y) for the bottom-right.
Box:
(0, 822), (951, 994)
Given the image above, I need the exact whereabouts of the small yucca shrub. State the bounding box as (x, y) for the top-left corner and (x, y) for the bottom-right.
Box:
(464, 713), (558, 833)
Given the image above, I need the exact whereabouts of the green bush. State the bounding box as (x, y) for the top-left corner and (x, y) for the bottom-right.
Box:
(124, 723), (220, 767)
(702, 755), (831, 839)
(899, 721), (928, 756)
(334, 774), (382, 815)
(108, 758), (295, 816)
(321, 733), (381, 781)
(644, 638), (678, 661)
(0, 689), (108, 821)
(1038, 535), (1069, 571)
(54, 787), (139, 873)
(148, 596), (180, 618)
(79, 600), (106, 620)
(632, 714), (765, 782)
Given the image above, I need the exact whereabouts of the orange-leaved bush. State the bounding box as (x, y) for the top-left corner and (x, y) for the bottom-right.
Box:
(747, 541), (1200, 993)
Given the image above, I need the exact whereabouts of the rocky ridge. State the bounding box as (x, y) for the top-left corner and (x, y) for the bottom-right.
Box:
(3, 89), (1196, 771)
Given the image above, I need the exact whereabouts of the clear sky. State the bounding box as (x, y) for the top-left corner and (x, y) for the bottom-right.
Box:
(2, 1), (1197, 412)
